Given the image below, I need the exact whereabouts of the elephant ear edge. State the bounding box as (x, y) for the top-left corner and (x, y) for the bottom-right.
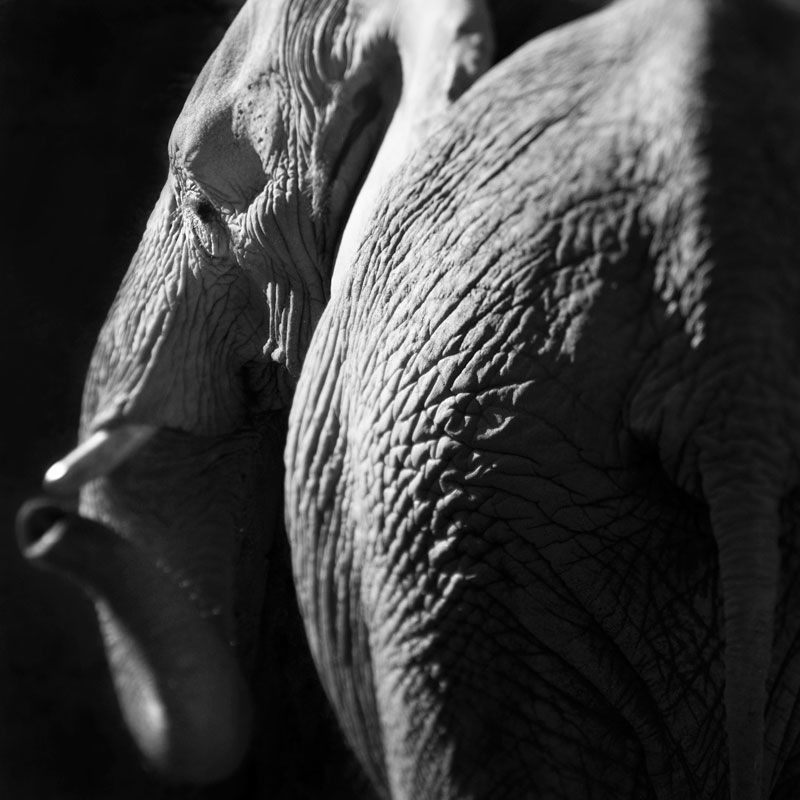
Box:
(331, 0), (494, 296)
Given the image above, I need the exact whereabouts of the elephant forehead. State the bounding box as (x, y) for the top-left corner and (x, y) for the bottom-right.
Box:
(166, 0), (358, 207)
(168, 34), (273, 209)
(167, 1), (302, 208)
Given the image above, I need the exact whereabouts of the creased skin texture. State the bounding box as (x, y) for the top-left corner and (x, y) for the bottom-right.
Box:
(64, 0), (494, 791)
(286, 1), (800, 798)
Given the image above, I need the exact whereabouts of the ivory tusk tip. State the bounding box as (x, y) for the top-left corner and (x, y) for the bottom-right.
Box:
(43, 461), (69, 488)
(42, 424), (158, 495)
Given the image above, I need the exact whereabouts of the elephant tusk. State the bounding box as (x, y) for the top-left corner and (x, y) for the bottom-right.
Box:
(44, 424), (157, 495)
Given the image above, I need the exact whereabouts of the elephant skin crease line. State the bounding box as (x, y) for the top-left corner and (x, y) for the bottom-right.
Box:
(44, 425), (157, 495)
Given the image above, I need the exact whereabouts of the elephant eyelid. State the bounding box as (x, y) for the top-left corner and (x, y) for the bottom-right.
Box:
(183, 190), (219, 222)
(181, 193), (230, 259)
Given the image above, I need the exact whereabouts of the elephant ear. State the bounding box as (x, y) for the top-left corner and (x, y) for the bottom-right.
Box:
(332, 0), (494, 291)
(374, 0), (494, 126)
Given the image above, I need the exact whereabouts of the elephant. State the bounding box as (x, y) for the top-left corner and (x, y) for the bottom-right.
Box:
(283, 0), (800, 798)
(13, 0), (800, 799)
(14, 0), (497, 794)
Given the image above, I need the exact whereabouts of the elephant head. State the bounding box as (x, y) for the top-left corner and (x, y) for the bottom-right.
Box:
(15, 0), (493, 785)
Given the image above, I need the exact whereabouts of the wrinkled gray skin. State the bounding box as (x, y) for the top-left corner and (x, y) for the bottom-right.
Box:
(17, 0), (495, 789)
(286, 0), (800, 798)
(18, 0), (800, 798)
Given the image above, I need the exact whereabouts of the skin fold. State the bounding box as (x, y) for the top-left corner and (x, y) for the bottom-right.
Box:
(286, 0), (800, 798)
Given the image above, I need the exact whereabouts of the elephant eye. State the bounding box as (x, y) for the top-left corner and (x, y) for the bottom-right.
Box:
(195, 199), (215, 224)
(182, 194), (230, 259)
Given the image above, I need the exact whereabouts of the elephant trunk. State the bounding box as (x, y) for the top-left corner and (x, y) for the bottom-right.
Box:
(15, 498), (252, 785)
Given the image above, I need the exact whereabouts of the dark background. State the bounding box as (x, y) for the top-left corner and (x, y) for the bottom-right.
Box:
(0, 2), (238, 796)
